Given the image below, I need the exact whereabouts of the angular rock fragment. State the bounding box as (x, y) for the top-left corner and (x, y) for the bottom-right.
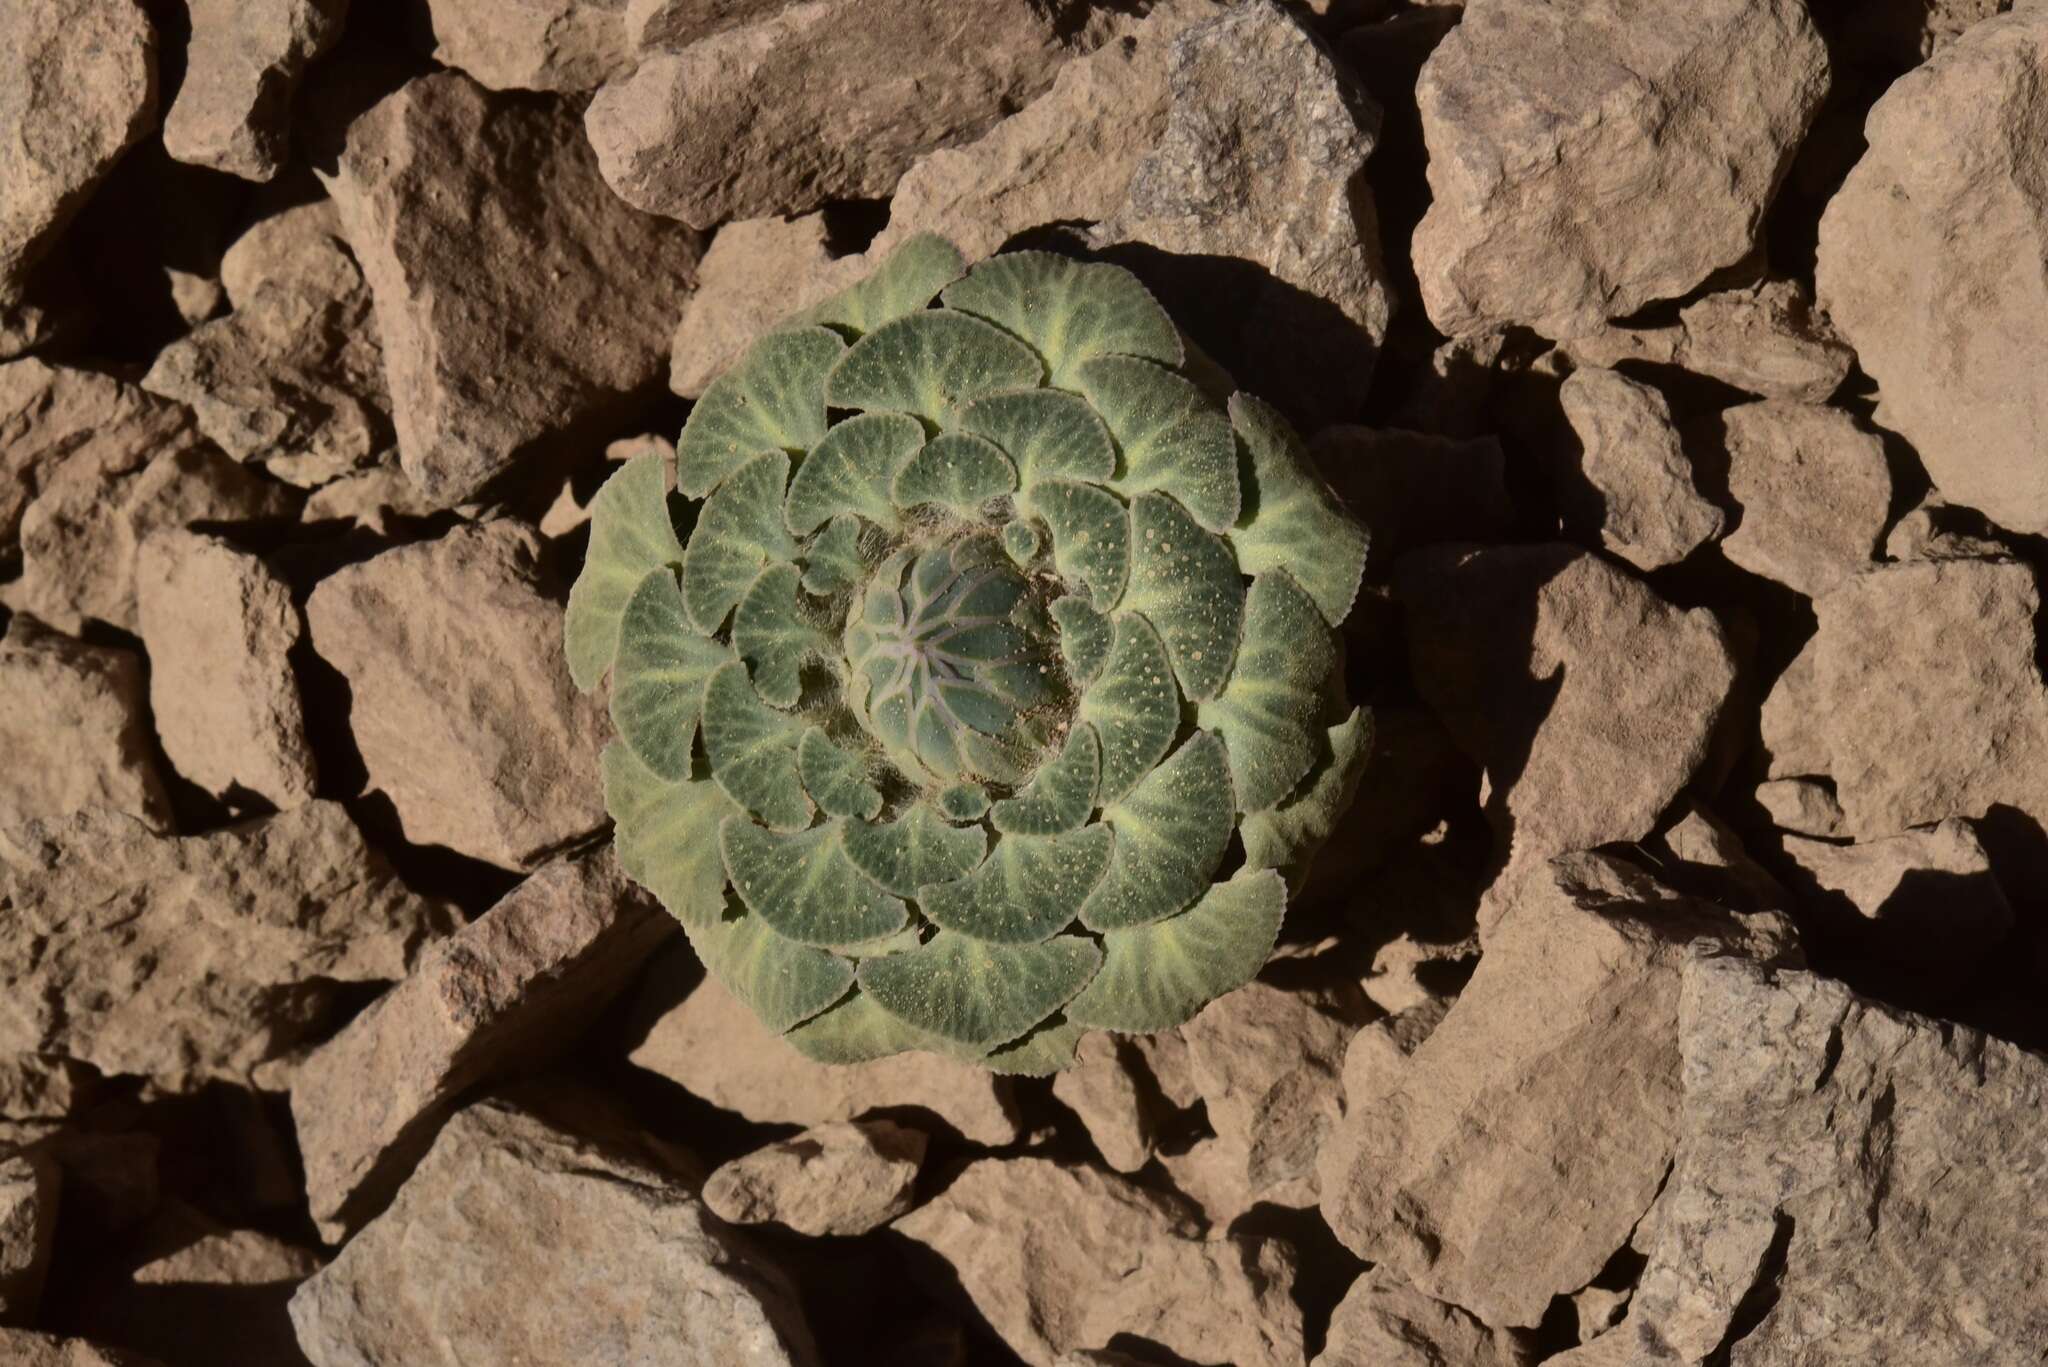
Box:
(142, 200), (392, 489)
(0, 1331), (160, 1366)
(1720, 401), (1890, 598)
(1755, 777), (1844, 837)
(1, 0), (157, 311)
(1559, 367), (1722, 571)
(1413, 0), (1828, 338)
(1051, 1033), (1158, 1174)
(1315, 1268), (1532, 1367)
(586, 0), (1080, 229)
(0, 616), (169, 832)
(425, 0), (629, 92)
(162, 0), (346, 180)
(135, 531), (316, 811)
(1587, 958), (2048, 1364)
(1674, 279), (1851, 402)
(704, 1119), (926, 1238)
(0, 802), (452, 1088)
(292, 849), (669, 1240)
(0, 361), (200, 552)
(1319, 852), (1795, 1328)
(625, 965), (1019, 1146)
(895, 1158), (1303, 1367)
(1883, 496), (2014, 563)
(289, 1098), (819, 1367)
(323, 71), (699, 506)
(297, 462), (438, 534)
(1099, 0), (1392, 427)
(0, 1152), (58, 1324)
(1397, 545), (1737, 900)
(1759, 558), (2048, 836)
(304, 521), (609, 869)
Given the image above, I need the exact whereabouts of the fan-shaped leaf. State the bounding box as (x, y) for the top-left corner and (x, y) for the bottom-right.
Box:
(722, 817), (910, 949)
(732, 562), (826, 708)
(1227, 393), (1367, 626)
(960, 388), (1117, 490)
(785, 989), (938, 1064)
(920, 824), (1113, 943)
(564, 454), (684, 690)
(801, 513), (867, 596)
(602, 741), (736, 929)
(1077, 355), (1241, 534)
(989, 722), (1100, 836)
(1002, 518), (1043, 566)
(1080, 732), (1234, 931)
(797, 726), (883, 820)
(796, 232), (967, 338)
(686, 898), (854, 1034)
(938, 782), (991, 822)
(1123, 492), (1243, 701)
(609, 568), (731, 781)
(1065, 869), (1285, 1033)
(682, 450), (798, 634)
(784, 410), (920, 536)
(859, 930), (1102, 1049)
(891, 432), (1017, 514)
(940, 251), (1181, 386)
(843, 802), (988, 897)
(701, 659), (811, 831)
(1197, 570), (1336, 812)
(1076, 612), (1180, 804)
(1242, 706), (1371, 886)
(677, 327), (844, 497)
(1051, 596), (1114, 686)
(825, 309), (1043, 426)
(983, 1015), (1086, 1075)
(1032, 479), (1129, 611)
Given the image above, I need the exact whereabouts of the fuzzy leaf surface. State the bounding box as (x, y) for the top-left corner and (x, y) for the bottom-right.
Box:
(564, 454), (683, 690)
(676, 326), (843, 497)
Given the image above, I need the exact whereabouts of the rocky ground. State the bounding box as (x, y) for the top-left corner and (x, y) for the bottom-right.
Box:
(1, 0), (2044, 1363)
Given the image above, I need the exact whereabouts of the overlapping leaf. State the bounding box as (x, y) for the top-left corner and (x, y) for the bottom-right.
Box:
(686, 897), (854, 1034)
(732, 562), (826, 708)
(825, 309), (1042, 426)
(921, 825), (1113, 943)
(700, 659), (810, 831)
(1242, 707), (1372, 886)
(797, 233), (967, 339)
(1075, 612), (1179, 803)
(564, 454), (683, 690)
(1080, 732), (1234, 931)
(1065, 869), (1285, 1033)
(1122, 492), (1244, 701)
(1227, 393), (1367, 626)
(844, 802), (987, 896)
(892, 432), (1017, 515)
(858, 930), (1101, 1049)
(682, 450), (798, 634)
(785, 410), (922, 534)
(602, 741), (736, 929)
(797, 727), (883, 820)
(609, 568), (730, 781)
(676, 326), (843, 497)
(1078, 356), (1240, 533)
(1197, 569), (1338, 812)
(940, 251), (1181, 387)
(721, 817), (910, 949)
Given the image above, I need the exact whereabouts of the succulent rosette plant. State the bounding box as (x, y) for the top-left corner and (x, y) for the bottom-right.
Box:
(564, 234), (1370, 1073)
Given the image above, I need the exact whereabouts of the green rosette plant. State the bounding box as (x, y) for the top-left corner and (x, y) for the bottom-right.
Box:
(564, 234), (1371, 1073)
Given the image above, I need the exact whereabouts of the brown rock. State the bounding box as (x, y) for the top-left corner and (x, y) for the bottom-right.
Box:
(1315, 1267), (1532, 1367)
(703, 1119), (926, 1238)
(585, 0), (1079, 229)
(1559, 367), (1723, 571)
(289, 1098), (819, 1366)
(1759, 558), (2048, 836)
(1413, 0), (1828, 339)
(1833, 0), (2014, 66)
(0, 1331), (161, 1366)
(1883, 496), (2015, 563)
(1817, 6), (2048, 534)
(0, 0), (157, 308)
(0, 1151), (58, 1324)
(668, 214), (851, 400)
(1397, 545), (1738, 906)
(1098, 0), (1391, 428)
(292, 848), (670, 1240)
(1720, 401), (1891, 598)
(426, 0), (628, 92)
(135, 531), (316, 811)
(626, 964), (1020, 1146)
(0, 802), (453, 1088)
(1318, 851), (1795, 1328)
(323, 71), (699, 506)
(304, 520), (609, 869)
(297, 461), (438, 534)
(141, 200), (391, 489)
(0, 616), (170, 832)
(0, 1055), (100, 1132)
(894, 1157), (1304, 1367)
(0, 360), (200, 551)
(1674, 279), (1851, 402)
(1050, 1033), (1157, 1174)
(1312, 427), (1511, 576)
(1755, 777), (1845, 837)
(162, 0), (345, 180)
(1588, 957), (2048, 1364)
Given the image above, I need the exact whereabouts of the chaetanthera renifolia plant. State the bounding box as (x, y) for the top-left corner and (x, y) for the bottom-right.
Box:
(563, 234), (1370, 1073)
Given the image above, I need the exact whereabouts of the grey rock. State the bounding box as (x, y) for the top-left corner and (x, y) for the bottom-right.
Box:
(585, 0), (1080, 229)
(135, 531), (317, 811)
(289, 1098), (819, 1367)
(1413, 0), (1828, 339)
(426, 0), (629, 92)
(322, 71), (699, 507)
(1720, 400), (1891, 598)
(1817, 5), (2048, 534)
(0, 616), (170, 833)
(1098, 0), (1391, 428)
(0, 802), (453, 1089)
(1319, 851), (1796, 1328)
(162, 0), (346, 181)
(291, 849), (670, 1241)
(1560, 366), (1723, 571)
(304, 521), (610, 869)
(703, 1119), (927, 1238)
